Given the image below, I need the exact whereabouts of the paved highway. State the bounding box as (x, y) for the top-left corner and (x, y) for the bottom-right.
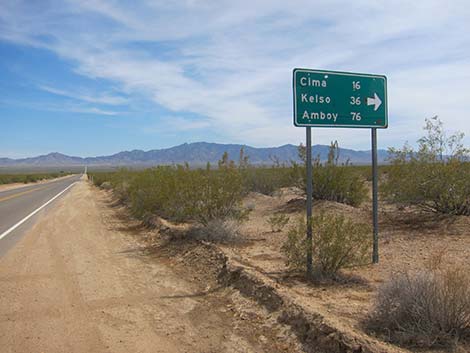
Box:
(0, 174), (82, 256)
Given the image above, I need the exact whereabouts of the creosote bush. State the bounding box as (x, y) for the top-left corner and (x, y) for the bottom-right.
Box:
(236, 147), (294, 196)
(0, 171), (70, 185)
(90, 153), (249, 226)
(291, 141), (368, 207)
(368, 266), (470, 348)
(267, 213), (290, 232)
(281, 213), (370, 278)
(382, 116), (470, 215)
(241, 166), (293, 195)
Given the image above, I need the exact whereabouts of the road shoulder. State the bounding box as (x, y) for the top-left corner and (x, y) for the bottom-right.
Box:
(0, 180), (302, 353)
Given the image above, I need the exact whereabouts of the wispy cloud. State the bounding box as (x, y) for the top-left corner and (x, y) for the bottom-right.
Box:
(38, 85), (128, 105)
(143, 116), (212, 134)
(0, 98), (120, 116)
(64, 106), (119, 116)
(0, 0), (469, 148)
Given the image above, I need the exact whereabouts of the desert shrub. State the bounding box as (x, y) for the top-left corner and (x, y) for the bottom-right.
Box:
(90, 171), (117, 187)
(90, 169), (135, 203)
(127, 166), (184, 219)
(291, 141), (368, 207)
(187, 219), (241, 243)
(281, 213), (370, 278)
(187, 157), (250, 225)
(368, 267), (470, 348)
(382, 116), (470, 215)
(90, 153), (249, 226)
(0, 172), (68, 185)
(267, 213), (290, 232)
(242, 166), (294, 195)
(235, 146), (295, 195)
(111, 169), (134, 202)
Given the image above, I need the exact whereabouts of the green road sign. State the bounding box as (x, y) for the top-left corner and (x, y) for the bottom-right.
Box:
(293, 68), (388, 128)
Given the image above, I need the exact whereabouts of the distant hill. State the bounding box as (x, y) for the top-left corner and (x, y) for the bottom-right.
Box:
(0, 142), (390, 168)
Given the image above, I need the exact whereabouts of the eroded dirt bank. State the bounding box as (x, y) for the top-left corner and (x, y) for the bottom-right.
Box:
(0, 180), (302, 353)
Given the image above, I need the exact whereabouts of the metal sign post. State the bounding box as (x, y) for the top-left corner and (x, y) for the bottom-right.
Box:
(293, 68), (388, 273)
(306, 127), (313, 275)
(371, 128), (379, 263)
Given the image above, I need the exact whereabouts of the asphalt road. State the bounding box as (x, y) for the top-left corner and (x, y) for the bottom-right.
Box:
(0, 174), (82, 256)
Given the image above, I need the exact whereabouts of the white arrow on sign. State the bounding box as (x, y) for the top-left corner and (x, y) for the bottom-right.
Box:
(367, 93), (382, 111)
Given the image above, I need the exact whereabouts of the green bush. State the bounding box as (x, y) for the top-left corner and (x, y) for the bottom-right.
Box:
(183, 161), (249, 225)
(89, 153), (249, 226)
(382, 117), (470, 215)
(291, 141), (368, 207)
(0, 172), (70, 185)
(242, 167), (294, 195)
(267, 213), (290, 232)
(368, 267), (470, 348)
(281, 213), (370, 278)
(90, 169), (134, 203)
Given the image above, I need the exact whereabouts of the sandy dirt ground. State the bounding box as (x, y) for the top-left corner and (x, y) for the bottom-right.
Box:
(0, 180), (303, 353)
(220, 187), (470, 352)
(0, 174), (77, 192)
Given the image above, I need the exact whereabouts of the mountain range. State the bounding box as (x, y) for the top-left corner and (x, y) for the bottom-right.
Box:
(0, 142), (390, 168)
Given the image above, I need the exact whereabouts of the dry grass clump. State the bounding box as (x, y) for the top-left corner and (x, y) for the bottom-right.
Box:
(368, 260), (470, 348)
(100, 181), (112, 190)
(187, 219), (242, 243)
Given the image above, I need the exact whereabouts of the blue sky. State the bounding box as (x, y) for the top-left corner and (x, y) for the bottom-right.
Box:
(1, 0), (469, 158)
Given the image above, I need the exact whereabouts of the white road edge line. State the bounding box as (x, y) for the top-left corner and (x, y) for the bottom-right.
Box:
(0, 181), (78, 241)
